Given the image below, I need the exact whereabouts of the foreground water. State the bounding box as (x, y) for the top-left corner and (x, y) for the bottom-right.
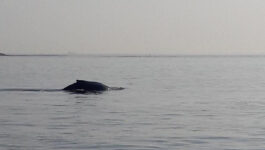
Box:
(0, 56), (265, 150)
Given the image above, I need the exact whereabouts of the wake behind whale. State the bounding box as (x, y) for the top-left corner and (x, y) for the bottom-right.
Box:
(0, 89), (61, 92)
(0, 80), (124, 94)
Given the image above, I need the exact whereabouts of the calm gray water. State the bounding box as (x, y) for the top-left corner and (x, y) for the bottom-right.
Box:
(1, 56), (265, 150)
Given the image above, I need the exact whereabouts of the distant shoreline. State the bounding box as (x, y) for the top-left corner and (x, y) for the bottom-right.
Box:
(1, 53), (265, 58)
(0, 54), (67, 57)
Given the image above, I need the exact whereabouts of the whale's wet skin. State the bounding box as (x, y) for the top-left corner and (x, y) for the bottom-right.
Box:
(63, 80), (109, 93)
(0, 80), (124, 94)
(63, 80), (124, 93)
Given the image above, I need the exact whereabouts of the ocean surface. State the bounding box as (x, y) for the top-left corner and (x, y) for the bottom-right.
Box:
(0, 55), (265, 150)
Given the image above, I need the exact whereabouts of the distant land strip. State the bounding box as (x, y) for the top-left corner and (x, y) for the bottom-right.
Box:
(0, 53), (66, 57)
(1, 53), (265, 58)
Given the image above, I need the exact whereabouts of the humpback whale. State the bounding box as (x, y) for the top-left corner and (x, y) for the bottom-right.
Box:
(63, 80), (124, 93)
(0, 80), (124, 94)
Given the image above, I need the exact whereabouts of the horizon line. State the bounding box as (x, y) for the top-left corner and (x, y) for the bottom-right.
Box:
(2, 53), (265, 57)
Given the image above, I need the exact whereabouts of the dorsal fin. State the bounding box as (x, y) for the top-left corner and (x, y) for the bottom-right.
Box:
(76, 80), (85, 83)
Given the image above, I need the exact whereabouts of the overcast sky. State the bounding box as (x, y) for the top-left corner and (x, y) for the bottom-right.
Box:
(1, 0), (265, 55)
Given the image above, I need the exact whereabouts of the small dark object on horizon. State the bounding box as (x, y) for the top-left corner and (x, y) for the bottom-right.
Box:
(0, 53), (6, 56)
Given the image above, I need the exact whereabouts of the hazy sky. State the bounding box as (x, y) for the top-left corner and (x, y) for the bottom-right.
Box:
(1, 0), (265, 55)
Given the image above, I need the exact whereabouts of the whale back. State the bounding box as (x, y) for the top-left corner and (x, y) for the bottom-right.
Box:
(63, 80), (109, 92)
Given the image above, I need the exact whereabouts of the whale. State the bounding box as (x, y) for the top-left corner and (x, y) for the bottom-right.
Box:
(63, 80), (124, 93)
(0, 80), (124, 94)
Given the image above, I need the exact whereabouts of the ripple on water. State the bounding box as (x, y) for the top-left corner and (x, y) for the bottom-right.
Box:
(2, 56), (265, 149)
